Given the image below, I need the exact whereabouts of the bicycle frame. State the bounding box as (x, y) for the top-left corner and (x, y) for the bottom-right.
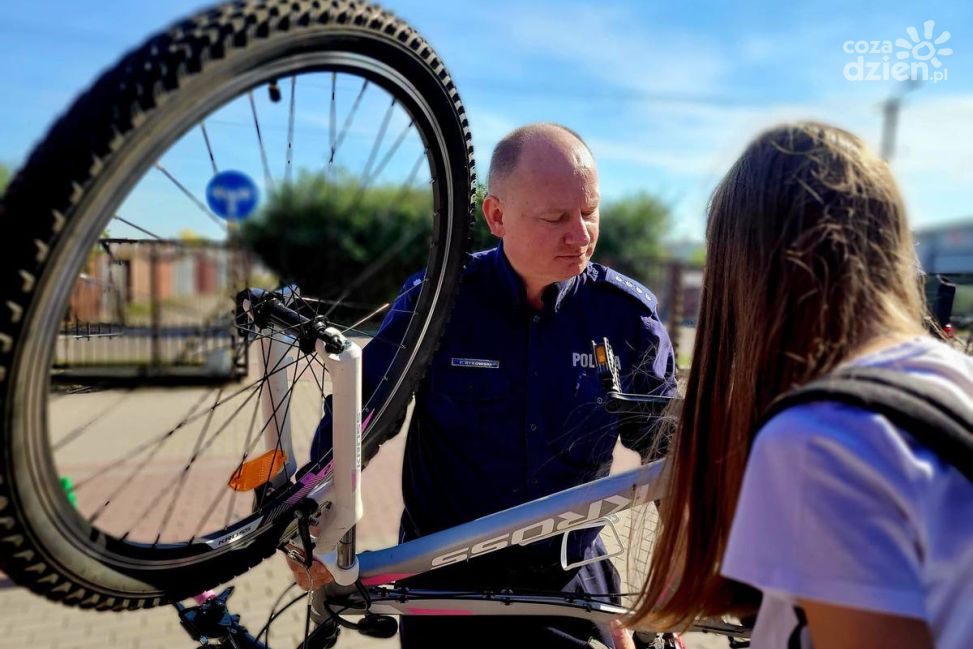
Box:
(244, 296), (749, 643)
(337, 462), (662, 618)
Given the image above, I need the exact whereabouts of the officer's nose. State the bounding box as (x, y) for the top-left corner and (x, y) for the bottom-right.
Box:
(564, 213), (591, 248)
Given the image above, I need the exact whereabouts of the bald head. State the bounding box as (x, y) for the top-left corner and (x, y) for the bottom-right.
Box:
(487, 123), (595, 195)
(480, 123), (600, 308)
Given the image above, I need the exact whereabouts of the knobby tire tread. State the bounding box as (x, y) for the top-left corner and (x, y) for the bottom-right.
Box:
(0, 0), (475, 611)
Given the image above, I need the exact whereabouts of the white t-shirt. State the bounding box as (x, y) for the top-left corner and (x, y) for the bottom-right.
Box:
(721, 337), (973, 649)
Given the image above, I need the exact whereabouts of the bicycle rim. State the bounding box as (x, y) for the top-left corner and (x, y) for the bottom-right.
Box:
(0, 0), (473, 609)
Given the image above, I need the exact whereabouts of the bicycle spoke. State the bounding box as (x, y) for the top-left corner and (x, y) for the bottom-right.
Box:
(326, 280), (426, 352)
(200, 121), (219, 175)
(321, 151), (426, 319)
(328, 79), (368, 164)
(234, 300), (318, 342)
(221, 390), (262, 528)
(366, 118), (414, 185)
(216, 353), (317, 513)
(74, 353), (307, 497)
(194, 333), (310, 535)
(249, 90), (275, 190)
(154, 162), (226, 230)
(121, 354), (312, 540)
(70, 387), (215, 492)
(324, 227), (423, 317)
(262, 333), (299, 480)
(338, 303), (390, 335)
(52, 388), (134, 452)
(86, 388), (219, 526)
(304, 349), (327, 395)
(170, 296), (244, 365)
(358, 97), (396, 186)
(112, 214), (164, 240)
(285, 75), (296, 185)
(211, 353), (299, 407)
(191, 371), (270, 539)
(152, 388), (224, 545)
(256, 340), (306, 509)
(327, 72), (337, 170)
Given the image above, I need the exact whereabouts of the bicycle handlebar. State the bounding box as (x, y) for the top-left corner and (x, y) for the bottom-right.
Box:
(592, 337), (679, 416)
(603, 391), (675, 415)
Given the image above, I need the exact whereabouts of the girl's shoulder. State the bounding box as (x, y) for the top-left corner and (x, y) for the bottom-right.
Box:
(756, 336), (972, 480)
(728, 337), (973, 647)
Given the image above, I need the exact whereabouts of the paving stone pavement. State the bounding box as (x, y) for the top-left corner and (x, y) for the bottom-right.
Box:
(0, 426), (406, 649)
(2, 357), (724, 649)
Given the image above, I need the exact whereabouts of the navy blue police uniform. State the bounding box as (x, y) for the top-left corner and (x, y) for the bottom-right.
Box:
(313, 243), (676, 648)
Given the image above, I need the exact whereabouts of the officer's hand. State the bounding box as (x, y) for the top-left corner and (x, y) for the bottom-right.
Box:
(284, 554), (334, 590)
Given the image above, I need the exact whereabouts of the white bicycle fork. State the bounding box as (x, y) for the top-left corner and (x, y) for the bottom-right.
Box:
(314, 334), (363, 585)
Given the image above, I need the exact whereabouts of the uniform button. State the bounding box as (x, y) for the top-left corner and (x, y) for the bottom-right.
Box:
(531, 315), (540, 324)
(529, 423), (537, 431)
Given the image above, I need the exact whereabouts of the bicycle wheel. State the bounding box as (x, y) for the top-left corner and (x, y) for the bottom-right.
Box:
(0, 0), (474, 610)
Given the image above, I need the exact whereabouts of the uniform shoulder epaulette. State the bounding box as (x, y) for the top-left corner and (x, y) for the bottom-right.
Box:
(594, 265), (658, 311)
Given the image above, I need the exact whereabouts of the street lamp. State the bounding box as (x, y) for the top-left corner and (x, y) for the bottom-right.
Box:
(880, 79), (920, 161)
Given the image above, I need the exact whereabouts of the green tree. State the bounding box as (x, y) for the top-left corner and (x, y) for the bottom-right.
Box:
(241, 174), (669, 326)
(0, 164), (10, 194)
(470, 182), (496, 251)
(593, 192), (671, 284)
(239, 172), (446, 327)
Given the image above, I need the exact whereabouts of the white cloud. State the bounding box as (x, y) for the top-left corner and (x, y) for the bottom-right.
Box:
(440, 1), (972, 236)
(583, 92), (973, 238)
(893, 94), (973, 183)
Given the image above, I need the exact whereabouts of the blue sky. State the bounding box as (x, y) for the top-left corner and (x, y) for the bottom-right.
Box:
(1, 0), (971, 242)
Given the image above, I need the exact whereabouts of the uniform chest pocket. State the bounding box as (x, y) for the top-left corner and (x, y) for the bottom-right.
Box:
(433, 367), (511, 402)
(546, 370), (616, 470)
(424, 367), (513, 445)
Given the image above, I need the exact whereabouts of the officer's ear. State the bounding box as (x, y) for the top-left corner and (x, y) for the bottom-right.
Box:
(482, 194), (505, 238)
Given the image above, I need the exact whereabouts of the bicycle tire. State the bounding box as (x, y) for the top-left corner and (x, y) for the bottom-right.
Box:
(0, 0), (474, 610)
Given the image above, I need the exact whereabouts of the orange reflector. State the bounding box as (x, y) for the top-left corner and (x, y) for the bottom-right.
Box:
(228, 449), (288, 492)
(594, 345), (607, 364)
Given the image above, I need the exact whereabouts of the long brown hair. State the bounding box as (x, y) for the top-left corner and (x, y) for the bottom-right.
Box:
(630, 122), (925, 629)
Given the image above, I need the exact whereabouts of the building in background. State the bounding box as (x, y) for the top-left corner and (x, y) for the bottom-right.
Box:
(916, 219), (973, 325)
(915, 219), (973, 276)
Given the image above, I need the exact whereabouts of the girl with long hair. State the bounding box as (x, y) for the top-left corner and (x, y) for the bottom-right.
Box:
(630, 122), (972, 649)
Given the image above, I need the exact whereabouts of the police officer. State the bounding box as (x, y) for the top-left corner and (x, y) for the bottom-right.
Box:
(292, 123), (676, 648)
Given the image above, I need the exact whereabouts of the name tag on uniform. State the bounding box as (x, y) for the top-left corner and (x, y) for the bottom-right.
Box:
(451, 358), (500, 369)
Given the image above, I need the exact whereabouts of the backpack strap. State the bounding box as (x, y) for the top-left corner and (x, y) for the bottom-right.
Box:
(760, 366), (973, 482)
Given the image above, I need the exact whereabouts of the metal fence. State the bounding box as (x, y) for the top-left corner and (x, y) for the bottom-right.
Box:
(54, 239), (250, 383)
(637, 259), (703, 365)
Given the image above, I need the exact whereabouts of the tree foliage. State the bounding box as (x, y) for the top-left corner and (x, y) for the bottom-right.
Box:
(239, 173), (669, 324)
(0, 164), (10, 194)
(592, 192), (671, 283)
(239, 172), (450, 325)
